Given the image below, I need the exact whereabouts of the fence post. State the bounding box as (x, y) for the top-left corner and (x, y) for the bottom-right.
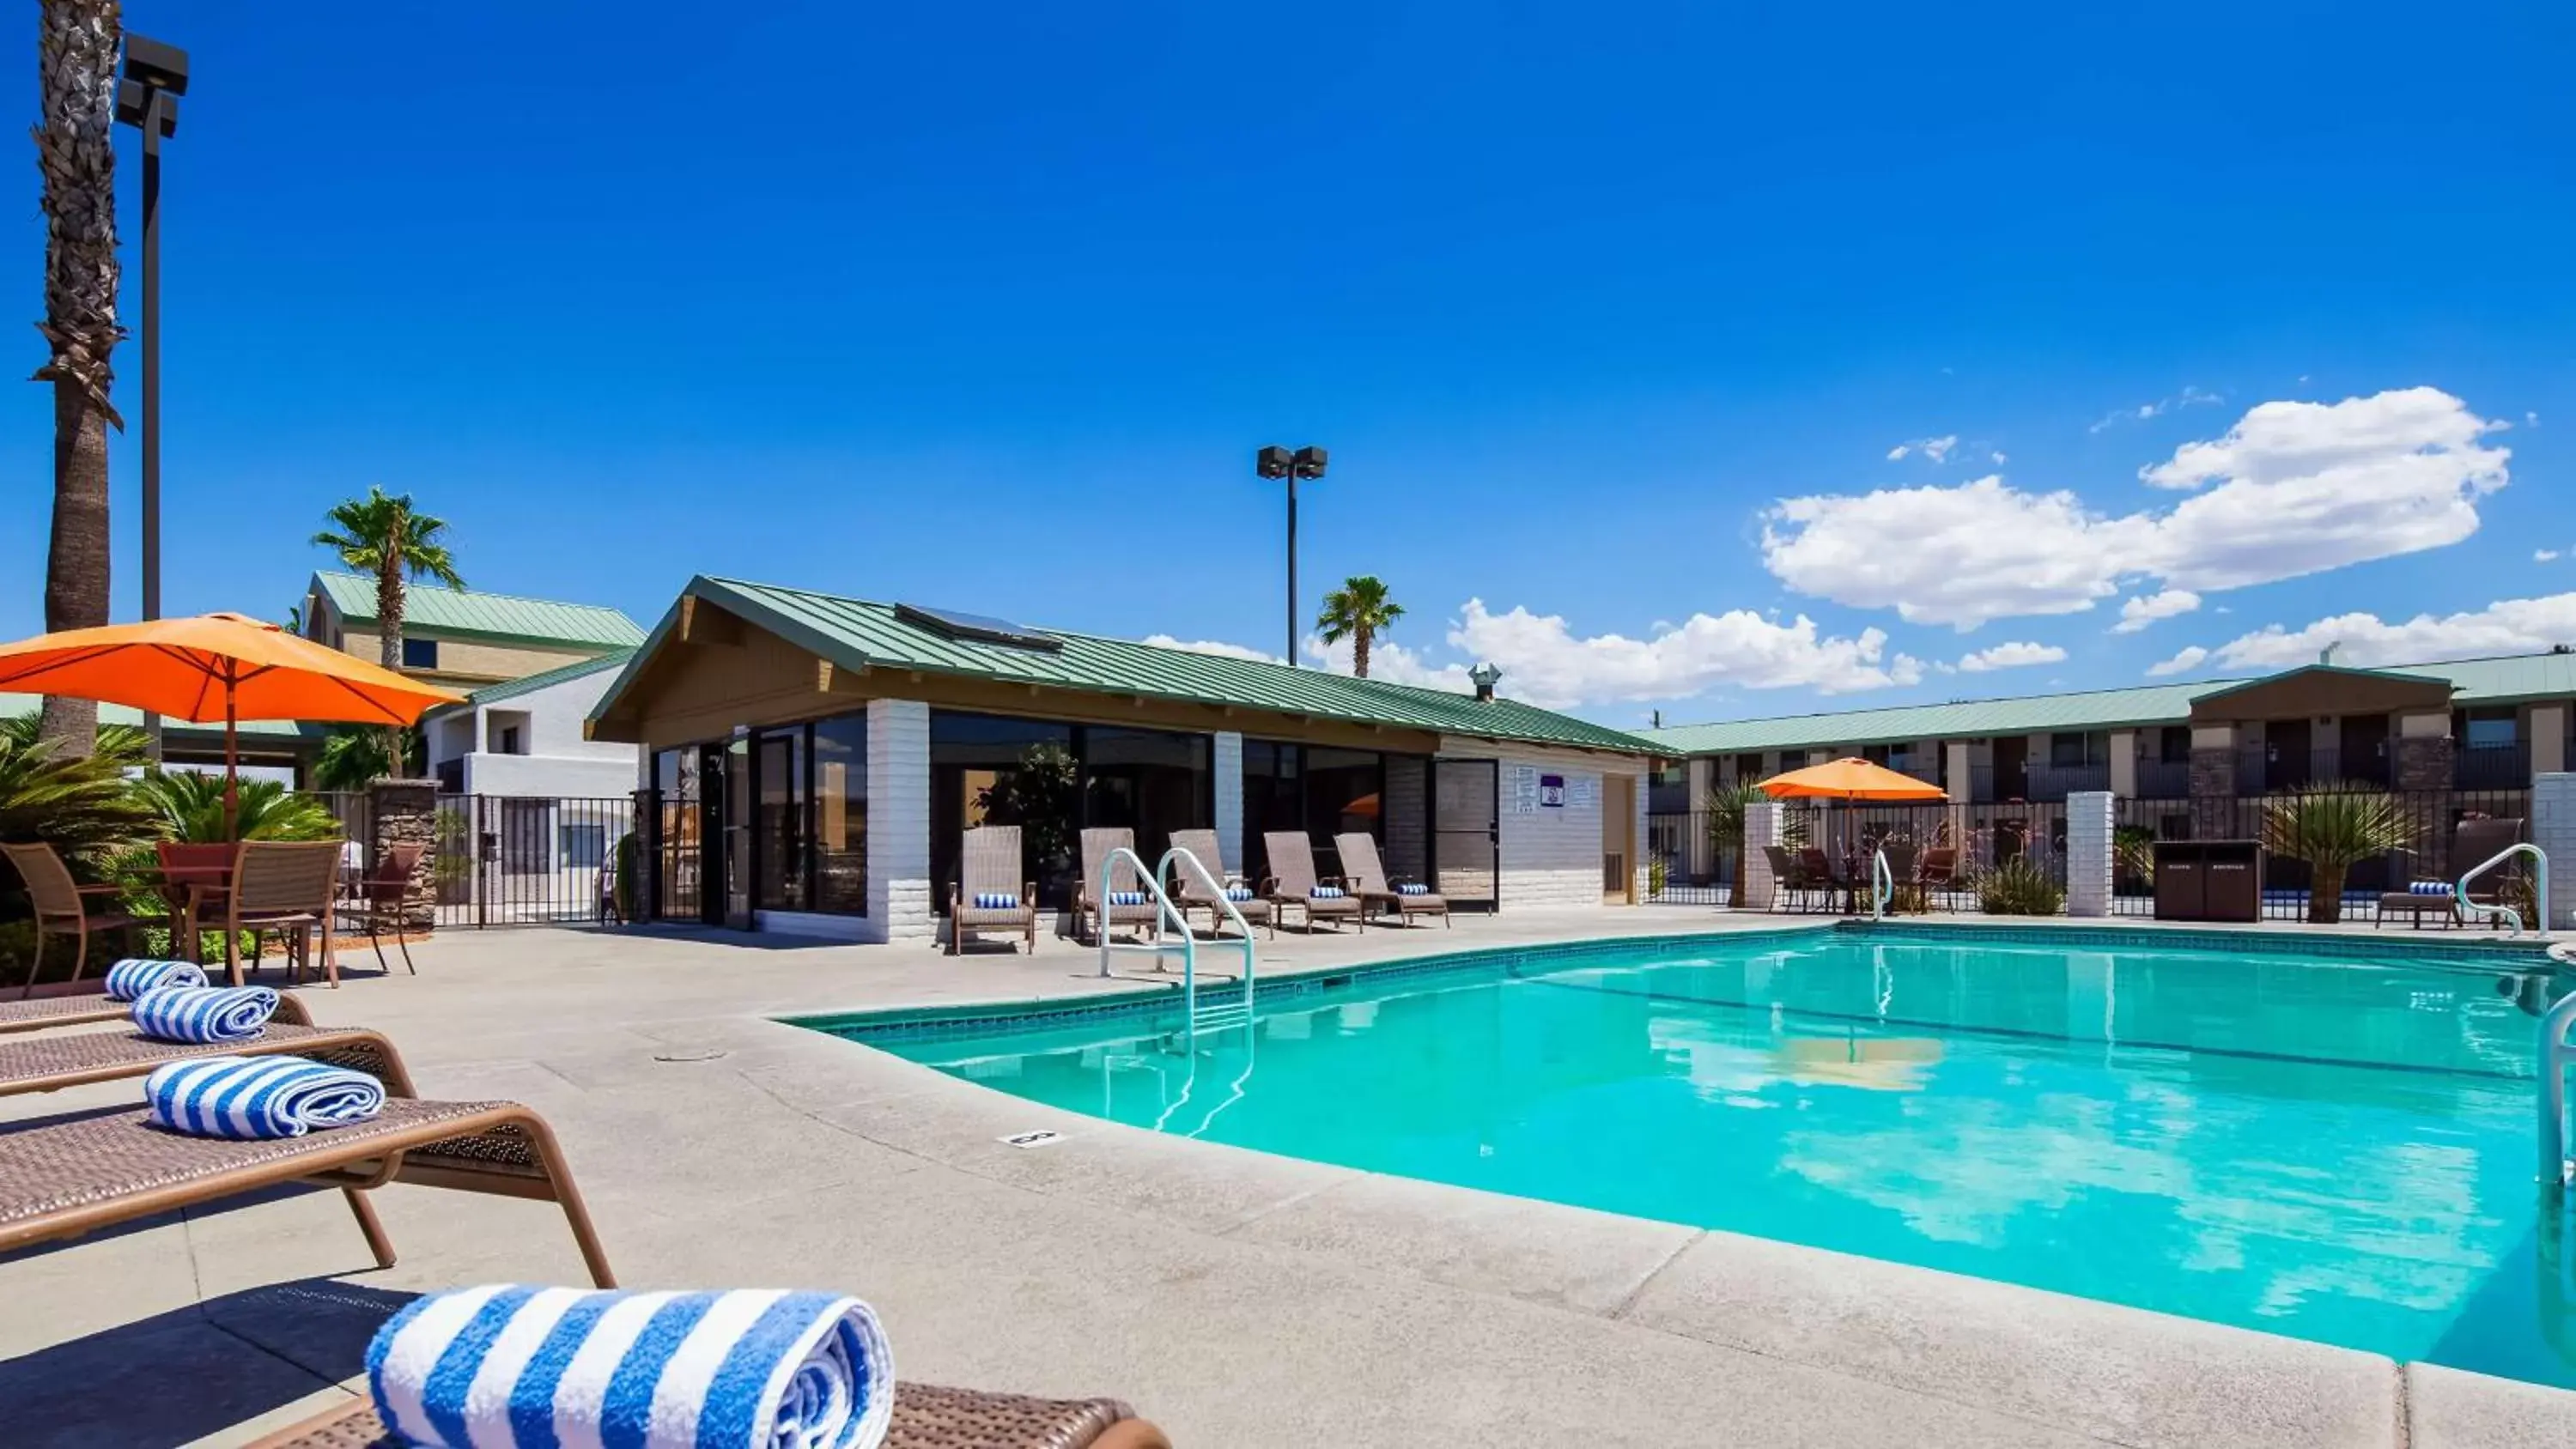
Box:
(368, 778), (440, 933)
(2067, 791), (2113, 918)
(2537, 773), (2576, 934)
(1741, 801), (1783, 911)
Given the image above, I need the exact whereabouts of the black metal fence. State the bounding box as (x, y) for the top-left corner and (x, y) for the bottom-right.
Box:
(430, 794), (638, 927)
(1646, 798), (2071, 913)
(2109, 783), (2530, 922)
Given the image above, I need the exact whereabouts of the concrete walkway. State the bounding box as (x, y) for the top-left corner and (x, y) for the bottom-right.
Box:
(4, 910), (2571, 1447)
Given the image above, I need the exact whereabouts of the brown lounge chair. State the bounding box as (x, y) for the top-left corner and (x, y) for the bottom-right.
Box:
(1165, 828), (1275, 939)
(246, 1384), (1171, 1449)
(949, 825), (1038, 955)
(3, 840), (143, 999)
(0, 1017), (410, 1100)
(1261, 831), (1363, 934)
(0, 987), (315, 1036)
(334, 841), (425, 974)
(0, 1095), (615, 1289)
(2377, 816), (2526, 929)
(1334, 832), (1449, 927)
(1074, 827), (1163, 945)
(220, 840), (345, 988)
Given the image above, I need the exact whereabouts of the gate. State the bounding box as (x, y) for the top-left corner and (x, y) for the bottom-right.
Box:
(433, 794), (639, 927)
(1431, 758), (1499, 909)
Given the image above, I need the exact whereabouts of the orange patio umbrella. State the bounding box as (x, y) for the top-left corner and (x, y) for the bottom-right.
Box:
(0, 613), (464, 834)
(1758, 756), (1947, 802)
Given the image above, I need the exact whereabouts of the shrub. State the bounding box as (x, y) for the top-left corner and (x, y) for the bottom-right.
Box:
(1976, 857), (2064, 917)
(1646, 855), (1668, 899)
(132, 772), (343, 843)
(0, 717), (162, 870)
(613, 830), (641, 919)
(2260, 786), (2415, 925)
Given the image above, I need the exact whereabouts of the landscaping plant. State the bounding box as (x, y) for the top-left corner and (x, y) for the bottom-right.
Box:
(2260, 785), (2416, 925)
(1974, 856), (2064, 917)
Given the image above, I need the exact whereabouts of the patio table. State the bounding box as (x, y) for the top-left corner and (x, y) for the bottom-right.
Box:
(127, 861), (232, 964)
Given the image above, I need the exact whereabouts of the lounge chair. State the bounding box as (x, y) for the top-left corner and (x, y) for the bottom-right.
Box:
(0, 1094), (615, 1289)
(1073, 828), (1163, 945)
(949, 825), (1037, 955)
(1334, 832), (1449, 927)
(1261, 831), (1363, 934)
(334, 841), (424, 974)
(2377, 816), (2526, 929)
(1165, 828), (1275, 939)
(246, 1384), (1171, 1449)
(3, 841), (143, 999)
(219, 840), (344, 988)
(0, 988), (313, 1036)
(0, 1018), (412, 1100)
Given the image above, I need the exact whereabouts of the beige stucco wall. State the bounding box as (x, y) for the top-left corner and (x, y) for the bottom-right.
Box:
(335, 628), (598, 684)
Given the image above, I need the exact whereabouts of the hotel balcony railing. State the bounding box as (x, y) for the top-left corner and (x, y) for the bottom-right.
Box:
(2023, 763), (2110, 803)
(2133, 760), (2194, 799)
(2456, 741), (2530, 790)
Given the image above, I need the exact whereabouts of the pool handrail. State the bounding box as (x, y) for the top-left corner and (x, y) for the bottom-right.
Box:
(1870, 847), (1894, 922)
(1153, 846), (1258, 1041)
(2542, 985), (2576, 1187)
(1093, 846), (1194, 983)
(2458, 842), (2549, 937)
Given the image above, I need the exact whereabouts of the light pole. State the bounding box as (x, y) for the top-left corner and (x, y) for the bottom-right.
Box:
(1255, 445), (1327, 665)
(115, 34), (188, 761)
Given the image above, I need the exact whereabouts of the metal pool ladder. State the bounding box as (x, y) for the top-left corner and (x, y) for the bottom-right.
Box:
(1869, 846), (1894, 922)
(2458, 842), (2549, 937)
(1090, 846), (1258, 1045)
(2543, 983), (2576, 1188)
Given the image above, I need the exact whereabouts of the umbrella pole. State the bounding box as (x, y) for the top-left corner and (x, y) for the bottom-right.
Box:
(223, 670), (239, 841)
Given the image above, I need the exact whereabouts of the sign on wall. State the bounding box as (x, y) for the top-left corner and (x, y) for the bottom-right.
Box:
(1539, 773), (1566, 809)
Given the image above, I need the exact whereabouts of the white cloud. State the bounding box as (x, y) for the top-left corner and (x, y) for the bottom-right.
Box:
(2091, 385), (2224, 433)
(1142, 634), (1285, 664)
(1955, 641), (2068, 673)
(1388, 599), (1923, 707)
(1298, 632), (1471, 692)
(1887, 434), (1958, 464)
(1761, 388), (2511, 629)
(2197, 592), (2576, 670)
(2147, 646), (2210, 677)
(1990, 449), (2008, 464)
(1885, 444), (1909, 461)
(2112, 589), (2202, 634)
(2537, 549), (2563, 563)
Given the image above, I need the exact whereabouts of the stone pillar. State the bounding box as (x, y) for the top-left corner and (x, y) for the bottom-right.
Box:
(866, 699), (933, 944)
(2108, 730), (2137, 799)
(1742, 801), (1784, 911)
(1382, 753), (1428, 882)
(1685, 757), (1715, 881)
(2066, 791), (2113, 918)
(1212, 731), (1245, 874)
(2189, 723), (2239, 839)
(368, 779), (440, 931)
(2535, 773), (2576, 934)
(2395, 710), (2458, 880)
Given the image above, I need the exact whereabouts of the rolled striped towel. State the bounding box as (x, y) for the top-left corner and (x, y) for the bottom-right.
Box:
(2409, 881), (2452, 895)
(1106, 890), (1149, 906)
(103, 957), (208, 1002)
(1309, 886), (1346, 899)
(131, 985), (280, 1045)
(970, 891), (1019, 910)
(1223, 886), (1255, 902)
(1396, 883), (1432, 896)
(144, 1055), (385, 1140)
(368, 1285), (896, 1449)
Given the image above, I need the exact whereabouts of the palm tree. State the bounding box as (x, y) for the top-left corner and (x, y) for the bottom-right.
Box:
(31, 1), (125, 757)
(2261, 785), (2418, 925)
(1315, 576), (1405, 679)
(312, 486), (466, 675)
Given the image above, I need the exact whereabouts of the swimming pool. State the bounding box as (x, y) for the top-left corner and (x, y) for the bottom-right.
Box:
(817, 925), (2576, 1387)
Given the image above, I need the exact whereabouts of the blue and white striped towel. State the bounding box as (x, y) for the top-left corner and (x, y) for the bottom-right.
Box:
(1396, 883), (1432, 896)
(2409, 881), (2452, 895)
(1106, 890), (1149, 906)
(103, 957), (207, 1002)
(143, 1055), (385, 1140)
(368, 1285), (896, 1449)
(1309, 886), (1346, 900)
(131, 985), (279, 1045)
(1223, 886), (1255, 901)
(970, 892), (1019, 910)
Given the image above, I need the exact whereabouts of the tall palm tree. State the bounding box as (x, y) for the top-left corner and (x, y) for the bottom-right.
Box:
(31, 0), (125, 757)
(1315, 575), (1405, 679)
(312, 486), (466, 676)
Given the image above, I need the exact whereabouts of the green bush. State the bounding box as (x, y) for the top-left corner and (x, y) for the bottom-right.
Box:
(133, 771), (342, 843)
(0, 717), (162, 868)
(2260, 786), (2415, 925)
(1975, 857), (2065, 916)
(1646, 856), (1668, 898)
(613, 830), (641, 919)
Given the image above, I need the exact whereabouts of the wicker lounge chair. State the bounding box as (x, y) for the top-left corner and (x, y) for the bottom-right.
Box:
(949, 825), (1038, 955)
(0, 1019), (412, 1100)
(1165, 828), (1274, 938)
(244, 1383), (1170, 1449)
(333, 841), (423, 974)
(1262, 831), (1362, 933)
(3, 841), (143, 999)
(1074, 828), (1163, 945)
(0, 1094), (615, 1289)
(1334, 832), (1449, 927)
(2377, 816), (2526, 929)
(219, 840), (344, 988)
(0, 987), (314, 1036)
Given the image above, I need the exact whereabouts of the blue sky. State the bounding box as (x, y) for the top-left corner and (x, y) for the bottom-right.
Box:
(3, 2), (2571, 726)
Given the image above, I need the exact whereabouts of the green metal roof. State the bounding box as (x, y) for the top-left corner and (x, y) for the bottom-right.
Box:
(310, 572), (646, 649)
(423, 648), (638, 718)
(1643, 650), (2576, 755)
(0, 694), (317, 744)
(596, 577), (1667, 756)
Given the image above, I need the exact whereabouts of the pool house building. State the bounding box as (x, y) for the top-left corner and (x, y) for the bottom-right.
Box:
(586, 577), (1667, 943)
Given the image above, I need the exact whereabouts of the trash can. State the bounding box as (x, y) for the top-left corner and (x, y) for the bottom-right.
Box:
(2154, 842), (2205, 920)
(2152, 840), (2263, 922)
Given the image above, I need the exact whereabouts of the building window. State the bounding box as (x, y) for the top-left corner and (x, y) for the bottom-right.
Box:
(811, 714), (868, 915)
(753, 726), (808, 912)
(2049, 731), (2108, 767)
(653, 747), (702, 922)
(2160, 725), (2192, 764)
(2458, 707), (2518, 749)
(402, 636), (439, 670)
(558, 823), (606, 870)
(499, 724), (522, 755)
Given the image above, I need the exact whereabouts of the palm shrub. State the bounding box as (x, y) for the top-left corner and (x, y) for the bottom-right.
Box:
(1703, 782), (1768, 905)
(2261, 785), (2416, 925)
(0, 715), (161, 866)
(2113, 824), (2158, 894)
(1975, 857), (2064, 916)
(133, 771), (342, 843)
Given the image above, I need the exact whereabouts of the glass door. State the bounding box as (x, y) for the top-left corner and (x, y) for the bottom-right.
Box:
(1432, 758), (1499, 909)
(721, 736), (754, 928)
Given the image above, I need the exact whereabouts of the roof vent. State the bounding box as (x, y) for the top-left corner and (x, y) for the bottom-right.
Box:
(1468, 662), (1503, 702)
(2318, 641), (2342, 666)
(894, 603), (1061, 652)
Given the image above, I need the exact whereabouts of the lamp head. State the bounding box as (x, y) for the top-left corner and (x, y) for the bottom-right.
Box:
(1291, 445), (1328, 478)
(121, 34), (191, 94)
(1255, 444), (1292, 480)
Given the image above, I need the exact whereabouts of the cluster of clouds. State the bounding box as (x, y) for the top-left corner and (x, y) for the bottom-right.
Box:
(2144, 591), (2576, 679)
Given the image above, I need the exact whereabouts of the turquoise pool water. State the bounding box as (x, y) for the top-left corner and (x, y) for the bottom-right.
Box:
(836, 928), (2576, 1386)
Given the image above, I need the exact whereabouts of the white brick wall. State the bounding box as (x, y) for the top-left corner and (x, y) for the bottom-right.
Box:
(2536, 773), (2576, 933)
(865, 698), (933, 944)
(1212, 731), (1244, 872)
(1743, 802), (1783, 910)
(2066, 790), (2113, 918)
(1496, 760), (1608, 909)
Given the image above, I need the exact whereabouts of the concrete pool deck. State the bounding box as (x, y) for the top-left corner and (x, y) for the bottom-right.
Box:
(4, 909), (2572, 1447)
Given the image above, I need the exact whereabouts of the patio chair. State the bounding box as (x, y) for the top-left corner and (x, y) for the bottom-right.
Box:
(1760, 844), (1821, 912)
(0, 988), (313, 1036)
(2377, 816), (2526, 929)
(1165, 828), (1274, 939)
(0, 1094), (615, 1289)
(246, 1384), (1171, 1449)
(1334, 832), (1449, 928)
(1261, 831), (1363, 934)
(3, 841), (143, 1000)
(0, 1017), (413, 1100)
(1914, 846), (1959, 912)
(1074, 828), (1163, 945)
(154, 840), (236, 961)
(334, 841), (424, 974)
(1877, 840), (1919, 911)
(218, 840), (345, 988)
(949, 825), (1037, 955)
